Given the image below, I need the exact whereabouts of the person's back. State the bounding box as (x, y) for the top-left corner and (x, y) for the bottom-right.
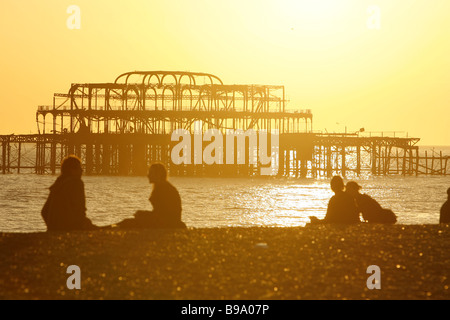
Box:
(355, 193), (382, 222)
(440, 188), (450, 224)
(346, 181), (396, 224)
(325, 191), (360, 224)
(323, 176), (360, 224)
(41, 155), (95, 231)
(147, 179), (183, 227)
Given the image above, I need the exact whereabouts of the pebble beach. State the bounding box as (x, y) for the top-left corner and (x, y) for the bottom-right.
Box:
(0, 224), (449, 300)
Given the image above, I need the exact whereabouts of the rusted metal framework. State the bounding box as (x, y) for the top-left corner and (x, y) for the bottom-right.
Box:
(1, 71), (447, 177)
(36, 71), (311, 136)
(31, 71), (311, 175)
(1, 132), (442, 177)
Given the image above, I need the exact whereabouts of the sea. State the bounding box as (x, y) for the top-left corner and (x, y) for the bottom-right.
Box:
(1, 146), (449, 233)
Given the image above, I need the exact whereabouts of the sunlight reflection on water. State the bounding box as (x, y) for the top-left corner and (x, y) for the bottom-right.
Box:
(0, 174), (449, 232)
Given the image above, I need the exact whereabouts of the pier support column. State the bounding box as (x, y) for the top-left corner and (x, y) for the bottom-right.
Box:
(300, 159), (307, 178)
(85, 144), (93, 175)
(132, 143), (147, 175)
(356, 145), (361, 176)
(2, 138), (7, 174)
(102, 144), (110, 175)
(372, 144), (378, 175)
(326, 146), (331, 178)
(341, 145), (346, 178)
(50, 141), (57, 174)
(17, 142), (22, 174)
(286, 149), (290, 177)
(278, 147), (285, 177)
(95, 143), (101, 174)
(118, 144), (131, 175)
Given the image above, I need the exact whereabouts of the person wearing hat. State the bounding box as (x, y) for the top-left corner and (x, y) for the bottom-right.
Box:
(345, 181), (396, 224)
(439, 188), (450, 224)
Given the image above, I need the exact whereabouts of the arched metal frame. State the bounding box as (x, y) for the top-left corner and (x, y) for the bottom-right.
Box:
(36, 70), (311, 136)
(7, 71), (432, 177)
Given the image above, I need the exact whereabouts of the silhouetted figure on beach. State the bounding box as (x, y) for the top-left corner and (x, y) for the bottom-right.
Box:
(41, 155), (97, 232)
(440, 188), (450, 224)
(345, 181), (397, 224)
(116, 163), (186, 229)
(309, 176), (360, 224)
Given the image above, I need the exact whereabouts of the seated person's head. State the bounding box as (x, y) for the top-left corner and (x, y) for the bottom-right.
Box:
(345, 181), (362, 196)
(330, 176), (344, 193)
(148, 163), (167, 183)
(61, 155), (82, 178)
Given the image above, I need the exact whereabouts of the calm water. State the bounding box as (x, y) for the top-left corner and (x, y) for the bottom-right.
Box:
(1, 145), (449, 233)
(0, 173), (449, 233)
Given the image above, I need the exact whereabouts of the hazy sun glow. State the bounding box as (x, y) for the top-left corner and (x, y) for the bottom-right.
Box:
(1, 0), (450, 144)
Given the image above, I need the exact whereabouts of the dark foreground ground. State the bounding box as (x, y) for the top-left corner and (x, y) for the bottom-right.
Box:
(0, 224), (449, 300)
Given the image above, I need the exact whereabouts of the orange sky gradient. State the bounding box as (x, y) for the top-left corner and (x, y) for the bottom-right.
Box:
(0, 0), (449, 145)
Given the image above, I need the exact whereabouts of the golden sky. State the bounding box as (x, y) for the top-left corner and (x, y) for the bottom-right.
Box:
(0, 0), (449, 145)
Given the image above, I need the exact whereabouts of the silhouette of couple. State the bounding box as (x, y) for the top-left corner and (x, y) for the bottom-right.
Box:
(309, 176), (397, 225)
(41, 155), (186, 232)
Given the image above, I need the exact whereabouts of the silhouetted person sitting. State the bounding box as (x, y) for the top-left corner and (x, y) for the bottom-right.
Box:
(440, 188), (450, 224)
(345, 181), (397, 224)
(116, 163), (186, 229)
(309, 176), (360, 224)
(41, 155), (97, 232)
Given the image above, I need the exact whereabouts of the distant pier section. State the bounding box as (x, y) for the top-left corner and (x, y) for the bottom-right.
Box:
(1, 71), (448, 177)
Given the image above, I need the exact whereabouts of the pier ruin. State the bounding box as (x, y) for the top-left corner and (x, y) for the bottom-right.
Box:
(1, 71), (448, 177)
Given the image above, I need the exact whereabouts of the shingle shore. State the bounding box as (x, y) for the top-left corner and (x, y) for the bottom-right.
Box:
(0, 224), (449, 300)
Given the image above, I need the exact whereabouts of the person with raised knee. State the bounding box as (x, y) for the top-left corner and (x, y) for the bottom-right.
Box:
(117, 163), (186, 229)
